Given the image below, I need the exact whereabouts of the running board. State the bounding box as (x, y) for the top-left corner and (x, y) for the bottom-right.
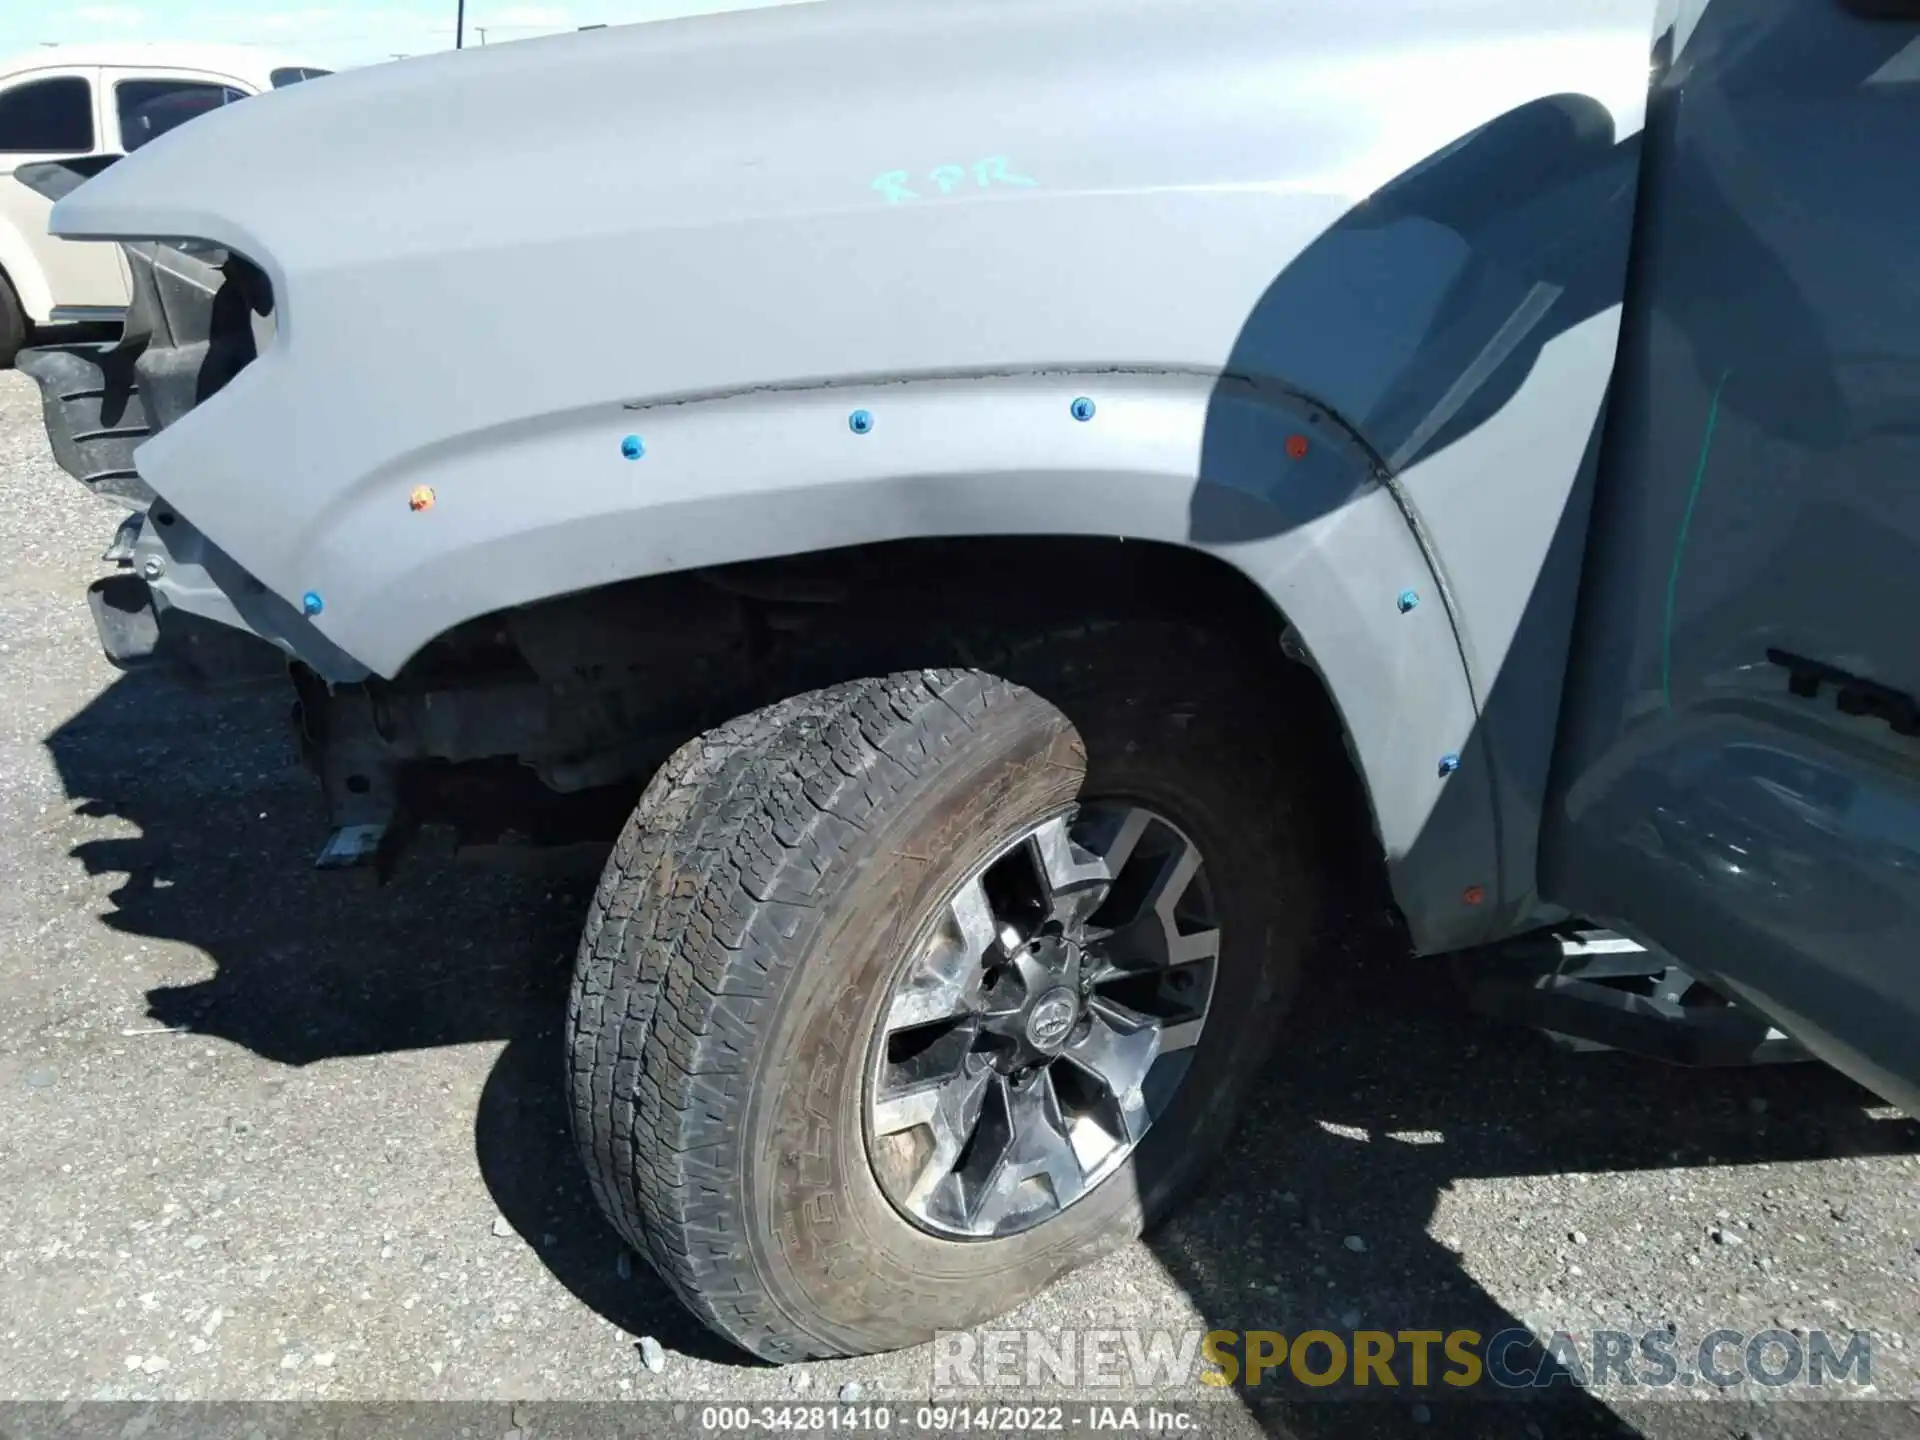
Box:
(1461, 928), (1809, 1067)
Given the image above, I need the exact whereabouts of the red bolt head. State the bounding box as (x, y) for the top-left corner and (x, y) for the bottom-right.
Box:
(1285, 434), (1310, 460)
(1462, 885), (1486, 906)
(408, 486), (435, 512)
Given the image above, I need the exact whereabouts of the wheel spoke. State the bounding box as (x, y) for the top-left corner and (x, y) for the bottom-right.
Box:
(1029, 813), (1113, 927)
(1148, 840), (1201, 928)
(950, 875), (1001, 959)
(885, 877), (999, 1031)
(1062, 1002), (1159, 1121)
(1085, 829), (1214, 979)
(1087, 805), (1152, 880)
(1157, 1016), (1206, 1053)
(874, 1063), (995, 1210)
(885, 949), (973, 1031)
(969, 1071), (1087, 1231)
(871, 1085), (942, 1138)
(1167, 925), (1220, 968)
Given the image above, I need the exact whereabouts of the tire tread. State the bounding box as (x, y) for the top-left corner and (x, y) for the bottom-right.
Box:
(570, 669), (1019, 1359)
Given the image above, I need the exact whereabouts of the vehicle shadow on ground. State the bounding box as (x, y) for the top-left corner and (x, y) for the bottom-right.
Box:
(44, 669), (1920, 1425)
(42, 670), (741, 1366)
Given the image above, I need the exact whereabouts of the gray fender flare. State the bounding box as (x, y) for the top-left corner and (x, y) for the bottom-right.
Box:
(145, 365), (1498, 952)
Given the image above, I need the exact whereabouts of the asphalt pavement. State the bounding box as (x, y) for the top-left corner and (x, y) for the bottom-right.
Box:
(2, 369), (1917, 1439)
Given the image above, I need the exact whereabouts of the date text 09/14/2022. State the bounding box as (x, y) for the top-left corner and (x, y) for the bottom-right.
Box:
(698, 1404), (1198, 1432)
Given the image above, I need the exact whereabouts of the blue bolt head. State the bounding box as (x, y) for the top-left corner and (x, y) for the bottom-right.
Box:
(302, 591), (324, 617)
(848, 409), (874, 435)
(1070, 396), (1096, 422)
(1397, 590), (1420, 614)
(1438, 752), (1461, 777)
(620, 434), (645, 461)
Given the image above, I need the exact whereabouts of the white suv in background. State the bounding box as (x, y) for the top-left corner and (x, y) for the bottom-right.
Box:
(0, 44), (332, 364)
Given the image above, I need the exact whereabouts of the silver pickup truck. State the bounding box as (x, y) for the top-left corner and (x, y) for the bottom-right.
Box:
(15, 0), (1920, 1363)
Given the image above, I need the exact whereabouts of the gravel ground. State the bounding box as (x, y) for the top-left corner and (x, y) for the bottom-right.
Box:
(1, 368), (1917, 1439)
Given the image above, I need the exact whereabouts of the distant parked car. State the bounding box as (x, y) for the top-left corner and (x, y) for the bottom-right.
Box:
(0, 43), (330, 364)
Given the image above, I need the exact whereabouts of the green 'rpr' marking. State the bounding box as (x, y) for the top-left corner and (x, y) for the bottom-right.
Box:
(871, 158), (1039, 203)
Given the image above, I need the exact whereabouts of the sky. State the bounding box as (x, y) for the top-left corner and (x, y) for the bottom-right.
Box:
(2, 0), (806, 71)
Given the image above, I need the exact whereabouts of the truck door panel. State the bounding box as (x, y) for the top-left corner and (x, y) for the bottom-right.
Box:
(1543, 0), (1920, 1111)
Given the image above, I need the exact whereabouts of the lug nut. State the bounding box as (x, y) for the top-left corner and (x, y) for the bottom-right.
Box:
(139, 556), (165, 581)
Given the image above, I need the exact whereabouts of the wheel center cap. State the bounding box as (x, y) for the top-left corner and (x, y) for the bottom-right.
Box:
(1024, 988), (1079, 1053)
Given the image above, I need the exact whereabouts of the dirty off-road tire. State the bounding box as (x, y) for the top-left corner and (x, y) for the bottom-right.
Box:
(566, 626), (1326, 1359)
(0, 272), (27, 370)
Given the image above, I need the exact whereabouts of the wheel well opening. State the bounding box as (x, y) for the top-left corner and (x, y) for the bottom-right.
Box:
(305, 536), (1382, 890)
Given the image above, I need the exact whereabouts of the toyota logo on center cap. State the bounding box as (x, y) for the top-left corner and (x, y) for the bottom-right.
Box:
(1025, 991), (1077, 1050)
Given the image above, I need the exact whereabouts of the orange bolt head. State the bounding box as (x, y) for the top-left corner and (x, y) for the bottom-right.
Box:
(1462, 885), (1486, 906)
(408, 486), (435, 512)
(1285, 434), (1310, 460)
